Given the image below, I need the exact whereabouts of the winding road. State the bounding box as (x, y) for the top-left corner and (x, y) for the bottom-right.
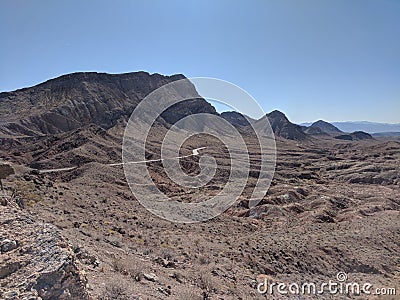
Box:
(38, 147), (206, 174)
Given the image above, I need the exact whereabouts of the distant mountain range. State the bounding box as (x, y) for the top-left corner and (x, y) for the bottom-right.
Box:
(221, 110), (308, 141)
(299, 120), (373, 141)
(0, 71), (394, 143)
(301, 121), (400, 134)
(221, 112), (374, 141)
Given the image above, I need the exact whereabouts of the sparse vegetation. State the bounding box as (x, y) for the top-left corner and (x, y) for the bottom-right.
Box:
(111, 257), (144, 281)
(99, 279), (131, 300)
(0, 164), (14, 191)
(198, 268), (217, 292)
(12, 180), (43, 208)
(177, 290), (203, 300)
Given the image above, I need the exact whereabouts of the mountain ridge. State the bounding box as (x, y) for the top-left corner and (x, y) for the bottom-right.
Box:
(301, 121), (400, 133)
(0, 71), (381, 142)
(0, 72), (216, 136)
(309, 120), (342, 134)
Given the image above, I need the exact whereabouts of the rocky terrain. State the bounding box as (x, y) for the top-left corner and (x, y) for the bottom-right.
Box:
(0, 72), (399, 299)
(0, 194), (88, 300)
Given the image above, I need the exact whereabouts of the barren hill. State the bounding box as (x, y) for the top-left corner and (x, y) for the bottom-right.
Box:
(310, 120), (342, 134)
(0, 72), (216, 136)
(264, 110), (307, 141)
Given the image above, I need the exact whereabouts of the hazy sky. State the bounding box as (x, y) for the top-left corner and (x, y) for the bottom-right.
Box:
(1, 0), (399, 123)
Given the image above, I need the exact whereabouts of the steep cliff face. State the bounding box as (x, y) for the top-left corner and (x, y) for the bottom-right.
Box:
(0, 72), (215, 136)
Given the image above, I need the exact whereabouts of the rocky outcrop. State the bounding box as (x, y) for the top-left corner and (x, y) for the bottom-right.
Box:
(0, 199), (89, 300)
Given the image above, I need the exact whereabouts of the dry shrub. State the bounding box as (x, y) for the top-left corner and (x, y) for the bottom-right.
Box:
(199, 268), (217, 292)
(177, 290), (203, 300)
(0, 164), (14, 180)
(111, 257), (144, 281)
(161, 247), (176, 260)
(13, 180), (43, 207)
(198, 254), (210, 265)
(99, 279), (131, 300)
(172, 271), (185, 283)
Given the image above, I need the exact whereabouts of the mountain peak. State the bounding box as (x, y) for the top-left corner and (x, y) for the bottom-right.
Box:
(0, 72), (210, 136)
(267, 110), (288, 120)
(310, 120), (342, 134)
(263, 110), (307, 141)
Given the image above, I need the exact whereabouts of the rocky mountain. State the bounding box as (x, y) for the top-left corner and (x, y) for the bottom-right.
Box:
(301, 120), (374, 141)
(1, 72), (387, 147)
(309, 120), (342, 134)
(262, 110), (308, 141)
(0, 73), (309, 142)
(0, 72), (216, 136)
(334, 131), (373, 141)
(220, 110), (308, 141)
(221, 110), (360, 141)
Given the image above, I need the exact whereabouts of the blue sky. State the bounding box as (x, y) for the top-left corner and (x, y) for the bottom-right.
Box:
(0, 0), (399, 123)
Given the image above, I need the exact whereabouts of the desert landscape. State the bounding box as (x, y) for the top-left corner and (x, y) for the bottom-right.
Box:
(0, 72), (399, 299)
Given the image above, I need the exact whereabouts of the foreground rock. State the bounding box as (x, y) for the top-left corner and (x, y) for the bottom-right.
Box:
(0, 199), (89, 300)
